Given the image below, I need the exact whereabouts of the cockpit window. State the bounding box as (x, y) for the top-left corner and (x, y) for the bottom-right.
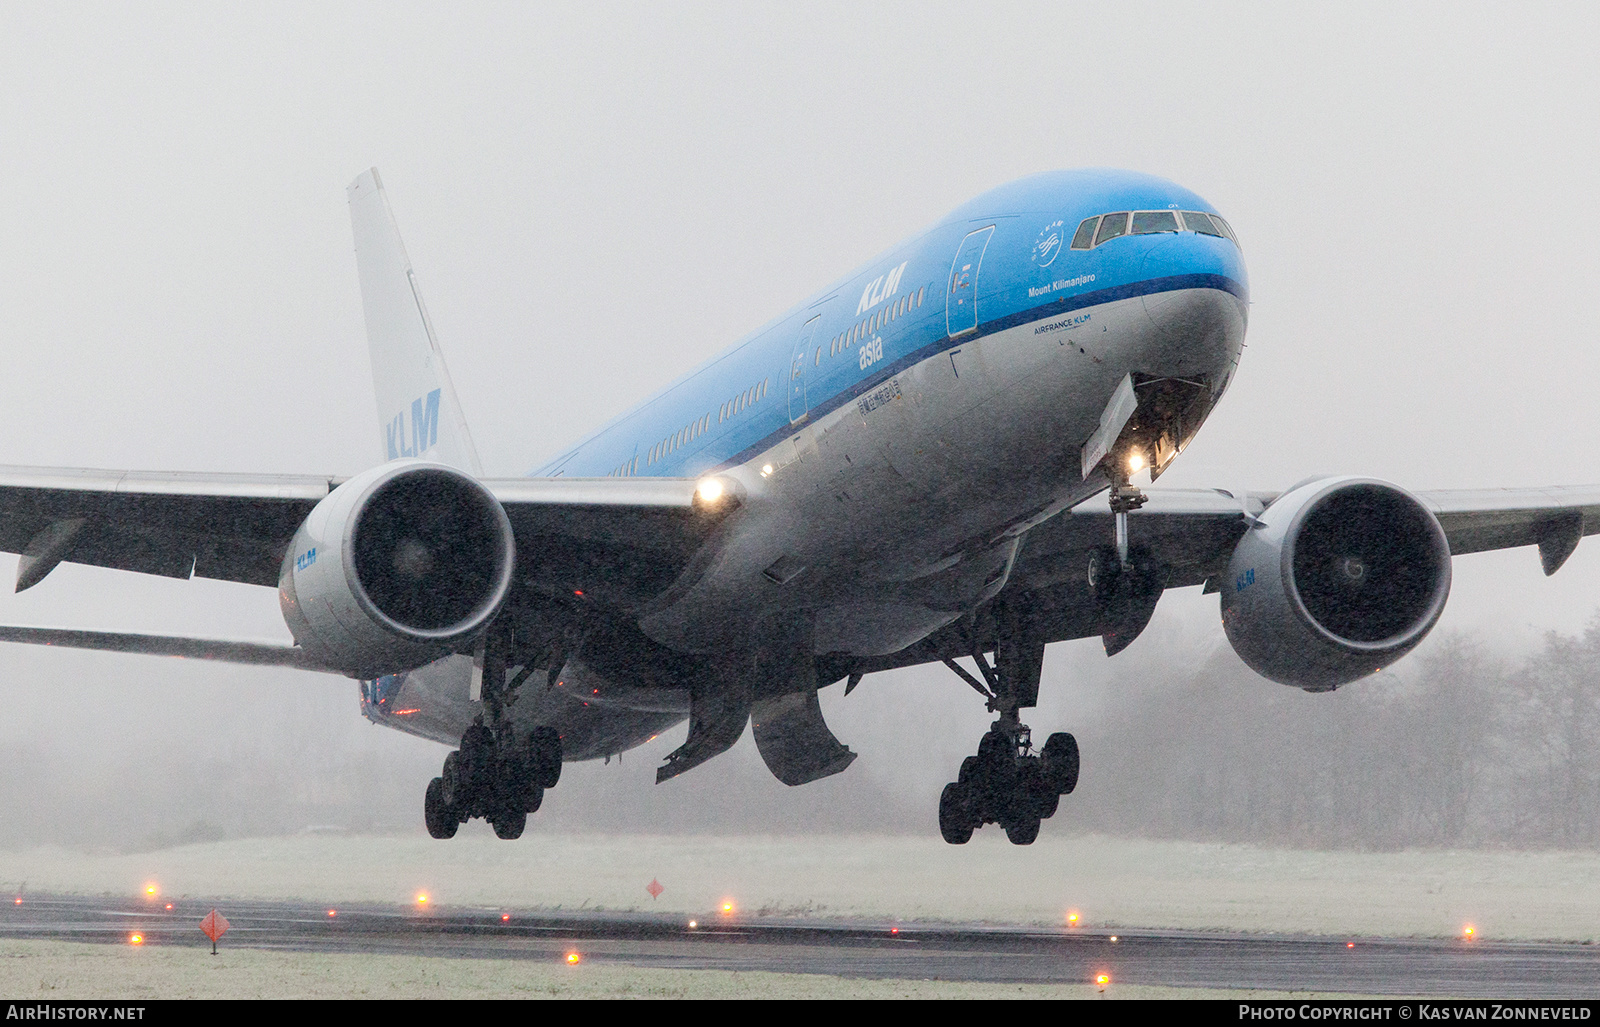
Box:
(1093, 212), (1129, 246)
(1130, 210), (1179, 235)
(1071, 209), (1238, 249)
(1070, 217), (1100, 250)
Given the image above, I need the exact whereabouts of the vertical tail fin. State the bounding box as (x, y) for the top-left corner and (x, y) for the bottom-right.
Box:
(347, 168), (483, 475)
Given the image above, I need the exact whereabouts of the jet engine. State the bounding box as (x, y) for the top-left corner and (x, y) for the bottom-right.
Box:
(1219, 477), (1451, 691)
(278, 461), (515, 678)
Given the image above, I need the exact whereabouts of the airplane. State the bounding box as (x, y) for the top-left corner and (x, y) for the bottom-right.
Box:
(0, 167), (1594, 845)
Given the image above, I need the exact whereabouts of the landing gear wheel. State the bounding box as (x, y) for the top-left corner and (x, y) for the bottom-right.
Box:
(424, 777), (458, 840)
(528, 726), (563, 790)
(440, 751), (465, 811)
(1018, 760), (1059, 820)
(491, 806), (527, 840)
(1003, 817), (1041, 845)
(939, 783), (975, 845)
(1042, 732), (1080, 795)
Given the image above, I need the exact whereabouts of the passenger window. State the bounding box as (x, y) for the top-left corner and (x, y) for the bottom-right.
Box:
(1094, 212), (1129, 246)
(1180, 211), (1222, 237)
(1070, 217), (1099, 249)
(1130, 211), (1179, 234)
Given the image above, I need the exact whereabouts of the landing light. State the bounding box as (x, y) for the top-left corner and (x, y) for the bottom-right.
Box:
(1066, 910), (1080, 927)
(760, 464), (774, 477)
(696, 478), (725, 504)
(720, 900), (735, 915)
(1095, 972), (1110, 992)
(1464, 924), (1476, 940)
(144, 884), (159, 899)
(129, 933), (144, 946)
(416, 892), (430, 907)
(565, 951), (581, 965)
(1127, 452), (1145, 473)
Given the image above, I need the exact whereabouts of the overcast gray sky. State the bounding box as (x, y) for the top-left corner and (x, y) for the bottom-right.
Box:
(0, 3), (1597, 839)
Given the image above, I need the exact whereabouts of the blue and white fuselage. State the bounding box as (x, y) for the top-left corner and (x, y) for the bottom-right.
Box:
(366, 168), (1249, 758)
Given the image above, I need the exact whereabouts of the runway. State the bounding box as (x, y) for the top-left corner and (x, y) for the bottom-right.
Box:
(4, 892), (1598, 997)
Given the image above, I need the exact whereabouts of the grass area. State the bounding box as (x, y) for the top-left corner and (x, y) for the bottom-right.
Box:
(0, 938), (1346, 1000)
(3, 832), (1597, 942)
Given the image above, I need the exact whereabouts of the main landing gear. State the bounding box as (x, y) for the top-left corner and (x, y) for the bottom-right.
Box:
(424, 628), (563, 840)
(936, 618), (1079, 846)
(424, 721), (561, 840)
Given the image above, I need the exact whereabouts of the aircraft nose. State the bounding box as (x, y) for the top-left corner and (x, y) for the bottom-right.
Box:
(1139, 239), (1248, 382)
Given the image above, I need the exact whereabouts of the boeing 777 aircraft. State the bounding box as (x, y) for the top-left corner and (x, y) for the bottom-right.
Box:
(0, 168), (1593, 845)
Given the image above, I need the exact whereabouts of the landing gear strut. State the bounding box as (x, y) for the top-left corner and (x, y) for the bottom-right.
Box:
(424, 628), (563, 840)
(937, 618), (1078, 846)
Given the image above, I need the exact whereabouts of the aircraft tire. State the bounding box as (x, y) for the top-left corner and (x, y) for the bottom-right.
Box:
(440, 751), (465, 810)
(424, 777), (458, 840)
(529, 726), (562, 790)
(939, 783), (975, 845)
(492, 806), (526, 840)
(1003, 817), (1040, 845)
(1019, 761), (1059, 820)
(1042, 732), (1080, 795)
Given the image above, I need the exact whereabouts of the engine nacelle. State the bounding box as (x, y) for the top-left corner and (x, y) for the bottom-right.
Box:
(279, 461), (515, 678)
(1219, 477), (1451, 691)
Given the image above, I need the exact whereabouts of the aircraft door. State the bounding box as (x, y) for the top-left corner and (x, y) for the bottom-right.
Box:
(946, 225), (995, 338)
(789, 313), (824, 423)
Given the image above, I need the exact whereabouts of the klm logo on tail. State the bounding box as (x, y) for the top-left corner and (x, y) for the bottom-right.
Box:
(386, 389), (442, 460)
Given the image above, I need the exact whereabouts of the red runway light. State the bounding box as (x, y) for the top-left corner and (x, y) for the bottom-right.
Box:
(327, 910), (337, 918)
(502, 914), (510, 922)
(165, 904), (173, 911)
(1347, 942), (1355, 948)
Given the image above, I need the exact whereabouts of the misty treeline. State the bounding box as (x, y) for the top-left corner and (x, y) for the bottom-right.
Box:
(1074, 622), (1600, 850)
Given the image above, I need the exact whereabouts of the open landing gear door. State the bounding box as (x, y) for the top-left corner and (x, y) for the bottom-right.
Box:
(656, 667), (752, 784)
(751, 690), (857, 786)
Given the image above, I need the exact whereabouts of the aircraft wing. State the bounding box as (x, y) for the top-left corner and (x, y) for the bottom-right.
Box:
(0, 465), (732, 664)
(1008, 484), (1600, 597)
(849, 483), (1600, 678)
